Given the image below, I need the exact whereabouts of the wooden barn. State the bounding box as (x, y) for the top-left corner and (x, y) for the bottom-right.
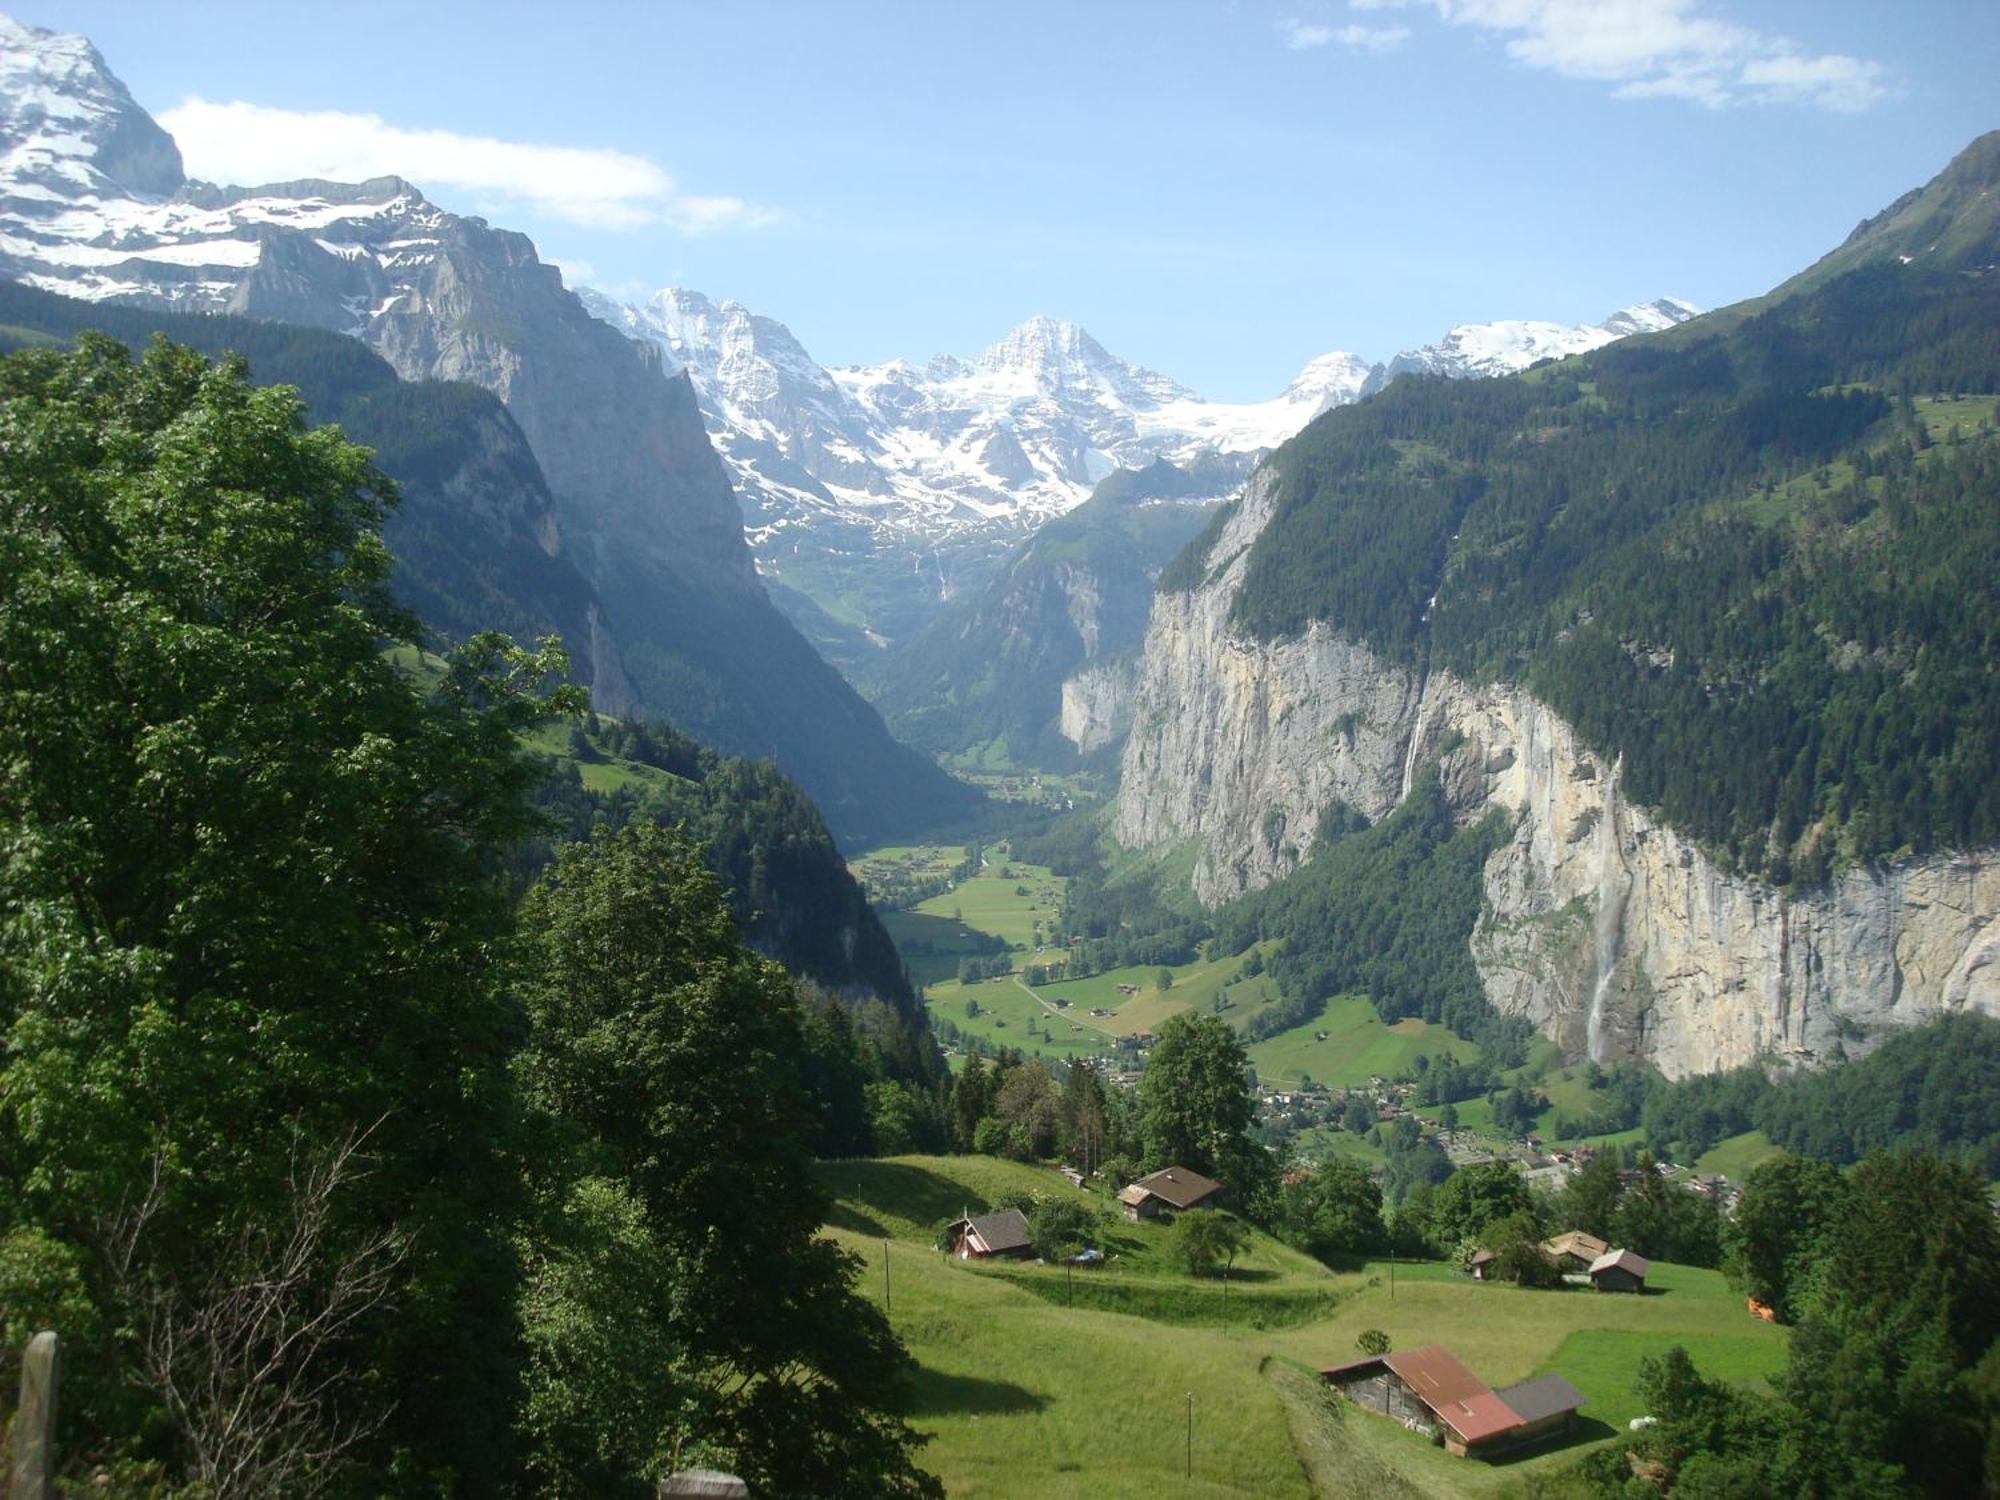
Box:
(945, 1208), (1033, 1260)
(1116, 1166), (1221, 1222)
(1541, 1230), (1609, 1273)
(1322, 1345), (1585, 1459)
(1588, 1248), (1650, 1293)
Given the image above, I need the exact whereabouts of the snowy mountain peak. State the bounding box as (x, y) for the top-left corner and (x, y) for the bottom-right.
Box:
(0, 12), (182, 201)
(972, 314), (1196, 406)
(1366, 297), (1702, 392)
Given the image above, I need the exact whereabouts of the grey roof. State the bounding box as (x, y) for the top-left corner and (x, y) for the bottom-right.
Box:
(1496, 1373), (1586, 1425)
(1589, 1248), (1650, 1279)
(964, 1208), (1032, 1252)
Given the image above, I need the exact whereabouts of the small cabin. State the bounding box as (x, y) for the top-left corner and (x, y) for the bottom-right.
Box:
(1467, 1249), (1496, 1281)
(1117, 1165), (1222, 1222)
(945, 1208), (1033, 1260)
(1588, 1248), (1649, 1293)
(1323, 1344), (1585, 1459)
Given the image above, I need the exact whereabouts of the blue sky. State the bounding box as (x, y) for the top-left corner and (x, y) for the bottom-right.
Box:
(24, 1), (2000, 399)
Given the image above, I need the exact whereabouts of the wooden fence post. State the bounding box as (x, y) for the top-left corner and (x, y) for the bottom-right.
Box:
(11, 1330), (60, 1500)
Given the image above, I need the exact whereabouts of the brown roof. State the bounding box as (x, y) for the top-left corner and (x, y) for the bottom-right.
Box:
(1589, 1248), (1649, 1279)
(1127, 1166), (1222, 1209)
(1543, 1230), (1609, 1260)
(960, 1208), (1031, 1253)
(1494, 1374), (1586, 1425)
(1468, 1249), (1496, 1267)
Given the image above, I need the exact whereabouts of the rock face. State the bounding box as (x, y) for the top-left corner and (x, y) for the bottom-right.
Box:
(1059, 659), (1137, 758)
(1116, 468), (2000, 1077)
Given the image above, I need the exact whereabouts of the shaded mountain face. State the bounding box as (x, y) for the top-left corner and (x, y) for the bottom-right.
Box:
(1116, 132), (2000, 1077)
(868, 454), (1252, 768)
(580, 286), (1694, 661)
(0, 14), (970, 843)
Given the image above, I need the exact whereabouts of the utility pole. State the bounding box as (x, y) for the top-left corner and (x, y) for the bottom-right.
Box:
(1066, 1262), (1074, 1309)
(1390, 1256), (1396, 1301)
(883, 1238), (891, 1316)
(1185, 1391), (1194, 1479)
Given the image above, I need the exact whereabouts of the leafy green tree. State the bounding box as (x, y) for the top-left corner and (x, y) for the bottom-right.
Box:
(1551, 1149), (1624, 1240)
(1279, 1159), (1385, 1263)
(1724, 1154), (1848, 1321)
(1430, 1161), (1536, 1248)
(1156, 966), (1175, 992)
(1027, 1198), (1101, 1261)
(1485, 1211), (1562, 1289)
(1356, 1328), (1391, 1358)
(0, 335), (572, 1490)
(950, 1055), (989, 1152)
(1138, 1014), (1271, 1210)
(516, 825), (940, 1497)
(1172, 1213), (1251, 1278)
(993, 1059), (1062, 1159)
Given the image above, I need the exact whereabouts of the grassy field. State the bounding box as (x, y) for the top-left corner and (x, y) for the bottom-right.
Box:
(1694, 1131), (1784, 1179)
(821, 1155), (1789, 1498)
(1246, 995), (1480, 1089)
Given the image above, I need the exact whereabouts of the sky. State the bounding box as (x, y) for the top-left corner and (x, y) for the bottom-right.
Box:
(19, 1), (2000, 399)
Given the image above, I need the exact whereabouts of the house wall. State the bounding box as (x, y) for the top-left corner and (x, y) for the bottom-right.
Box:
(1593, 1267), (1643, 1293)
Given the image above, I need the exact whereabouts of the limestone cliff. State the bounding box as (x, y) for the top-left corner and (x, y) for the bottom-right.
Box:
(1115, 467), (2000, 1077)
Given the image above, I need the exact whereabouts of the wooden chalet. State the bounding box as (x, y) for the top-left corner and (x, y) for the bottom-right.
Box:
(1588, 1248), (1649, 1293)
(945, 1208), (1033, 1260)
(1541, 1230), (1609, 1272)
(1322, 1345), (1585, 1458)
(1116, 1165), (1221, 1222)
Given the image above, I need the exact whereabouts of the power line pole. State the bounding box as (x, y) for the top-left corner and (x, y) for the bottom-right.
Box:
(883, 1238), (891, 1316)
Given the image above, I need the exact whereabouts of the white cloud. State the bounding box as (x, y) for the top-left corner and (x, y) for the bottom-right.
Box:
(157, 98), (780, 231)
(1346, 0), (1889, 111)
(1280, 16), (1412, 52)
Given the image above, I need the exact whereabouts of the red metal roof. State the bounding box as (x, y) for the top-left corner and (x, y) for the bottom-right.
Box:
(1382, 1346), (1523, 1444)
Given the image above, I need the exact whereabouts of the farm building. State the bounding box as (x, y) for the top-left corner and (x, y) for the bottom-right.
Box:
(1467, 1249), (1495, 1281)
(944, 1208), (1033, 1260)
(1589, 1248), (1650, 1293)
(1322, 1345), (1585, 1458)
(1116, 1165), (1222, 1221)
(1542, 1230), (1609, 1272)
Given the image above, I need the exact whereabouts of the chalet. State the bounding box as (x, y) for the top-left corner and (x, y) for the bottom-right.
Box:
(1117, 1165), (1222, 1221)
(1541, 1230), (1610, 1273)
(944, 1208), (1034, 1260)
(1467, 1249), (1496, 1281)
(1322, 1345), (1585, 1458)
(1588, 1248), (1649, 1293)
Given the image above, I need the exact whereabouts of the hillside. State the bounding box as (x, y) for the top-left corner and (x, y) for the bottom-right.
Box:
(1115, 133), (2000, 1076)
(869, 455), (1249, 769)
(818, 1154), (1786, 1498)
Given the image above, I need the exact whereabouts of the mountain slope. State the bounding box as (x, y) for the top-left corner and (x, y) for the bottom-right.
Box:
(869, 454), (1251, 767)
(1116, 133), (2000, 1077)
(0, 14), (969, 842)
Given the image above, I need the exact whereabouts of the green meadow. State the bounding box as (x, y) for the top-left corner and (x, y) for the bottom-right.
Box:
(1246, 994), (1480, 1088)
(822, 1155), (1790, 1499)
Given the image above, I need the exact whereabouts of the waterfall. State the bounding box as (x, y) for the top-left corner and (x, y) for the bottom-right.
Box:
(1397, 676), (1431, 803)
(1586, 762), (1632, 1063)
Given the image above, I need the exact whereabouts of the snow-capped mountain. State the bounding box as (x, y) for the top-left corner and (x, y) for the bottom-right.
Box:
(1360, 298), (1701, 391)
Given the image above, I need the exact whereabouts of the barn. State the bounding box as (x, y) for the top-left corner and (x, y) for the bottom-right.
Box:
(1588, 1248), (1650, 1293)
(1322, 1344), (1585, 1459)
(1542, 1230), (1610, 1273)
(945, 1208), (1033, 1260)
(1116, 1166), (1222, 1222)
